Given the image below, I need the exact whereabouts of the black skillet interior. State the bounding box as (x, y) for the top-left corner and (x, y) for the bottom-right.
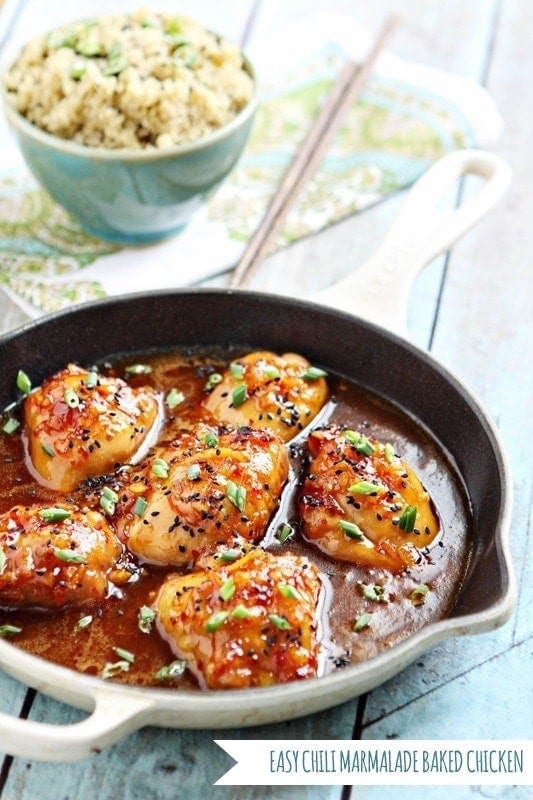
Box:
(0, 289), (511, 618)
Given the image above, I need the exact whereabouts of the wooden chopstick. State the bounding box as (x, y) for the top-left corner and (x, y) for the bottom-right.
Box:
(230, 14), (400, 289)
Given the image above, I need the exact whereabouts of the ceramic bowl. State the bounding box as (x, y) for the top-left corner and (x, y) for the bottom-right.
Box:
(1, 57), (256, 245)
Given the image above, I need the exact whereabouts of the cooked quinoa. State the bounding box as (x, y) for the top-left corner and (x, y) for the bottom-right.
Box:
(4, 8), (254, 149)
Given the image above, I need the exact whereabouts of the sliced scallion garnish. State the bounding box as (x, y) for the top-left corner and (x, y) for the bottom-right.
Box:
(348, 481), (385, 496)
(186, 463), (201, 481)
(133, 497), (148, 518)
(203, 373), (223, 393)
(301, 366), (327, 381)
(359, 584), (388, 603)
(125, 364), (152, 375)
(70, 60), (86, 80)
(217, 548), (240, 563)
(279, 584), (301, 600)
(63, 388), (80, 408)
(231, 604), (252, 619)
(219, 577), (236, 602)
(353, 613), (373, 631)
(398, 505), (418, 533)
(38, 507), (71, 522)
(277, 523), (293, 544)
(16, 370), (31, 395)
(226, 480), (246, 512)
(263, 365), (280, 380)
(269, 614), (290, 630)
(113, 646), (135, 663)
(0, 624), (22, 638)
(166, 388), (184, 409)
(2, 418), (19, 435)
(230, 362), (244, 380)
(53, 548), (85, 564)
(344, 430), (374, 456)
(138, 605), (156, 634)
(202, 431), (219, 448)
(152, 458), (170, 479)
(205, 610), (229, 632)
(339, 520), (365, 540)
(384, 442), (395, 463)
(86, 371), (98, 389)
(100, 660), (130, 680)
(41, 442), (55, 458)
(410, 584), (430, 606)
(75, 615), (93, 630)
(231, 383), (247, 407)
(155, 660), (187, 680)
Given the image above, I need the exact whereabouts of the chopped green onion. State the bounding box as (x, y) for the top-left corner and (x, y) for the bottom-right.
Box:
(398, 505), (418, 533)
(102, 55), (128, 76)
(231, 604), (253, 619)
(217, 549), (240, 563)
(302, 366), (328, 381)
(166, 388), (184, 409)
(205, 610), (229, 632)
(0, 550), (6, 576)
(155, 660), (187, 680)
(125, 364), (152, 375)
(63, 388), (80, 408)
(41, 442), (55, 457)
(100, 485), (119, 515)
(202, 431), (219, 448)
(47, 28), (77, 50)
(348, 481), (385, 496)
(344, 430), (374, 456)
(16, 370), (31, 395)
(353, 613), (373, 632)
(339, 520), (365, 540)
(359, 583), (388, 603)
(384, 442), (396, 463)
(138, 605), (156, 634)
(203, 373), (223, 392)
(0, 624), (22, 638)
(231, 383), (247, 407)
(38, 507), (71, 522)
(113, 646), (135, 663)
(230, 362), (244, 379)
(2, 418), (19, 435)
(102, 486), (119, 502)
(70, 60), (86, 80)
(75, 34), (103, 57)
(166, 16), (182, 34)
(101, 660), (130, 680)
(279, 584), (301, 600)
(76, 615), (93, 630)
(133, 497), (148, 518)
(410, 584), (430, 606)
(263, 365), (280, 380)
(269, 614), (290, 630)
(187, 463), (201, 481)
(278, 523), (293, 544)
(219, 577), (236, 602)
(226, 480), (246, 512)
(152, 458), (170, 479)
(86, 371), (98, 388)
(54, 548), (85, 564)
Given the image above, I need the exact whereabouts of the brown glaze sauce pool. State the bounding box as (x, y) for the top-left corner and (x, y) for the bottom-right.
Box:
(0, 347), (472, 688)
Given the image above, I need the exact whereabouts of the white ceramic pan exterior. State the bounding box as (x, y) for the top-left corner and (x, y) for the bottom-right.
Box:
(0, 150), (514, 761)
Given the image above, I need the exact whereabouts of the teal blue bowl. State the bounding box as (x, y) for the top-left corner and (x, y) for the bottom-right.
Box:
(1, 59), (256, 245)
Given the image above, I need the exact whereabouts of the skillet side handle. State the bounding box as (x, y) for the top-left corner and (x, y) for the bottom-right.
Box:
(0, 687), (154, 762)
(314, 149), (512, 337)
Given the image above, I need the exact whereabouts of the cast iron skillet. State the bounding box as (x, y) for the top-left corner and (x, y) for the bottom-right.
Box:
(0, 151), (515, 761)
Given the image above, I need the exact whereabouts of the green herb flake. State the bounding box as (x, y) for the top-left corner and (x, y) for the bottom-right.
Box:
(384, 442), (396, 463)
(152, 458), (170, 479)
(398, 505), (418, 533)
(203, 373), (223, 393)
(41, 442), (55, 458)
(231, 383), (247, 407)
(38, 507), (71, 522)
(353, 613), (373, 632)
(263, 365), (280, 380)
(339, 520), (365, 540)
(76, 615), (93, 631)
(16, 370), (31, 395)
(344, 430), (374, 456)
(0, 624), (22, 638)
(166, 16), (182, 35)
(138, 605), (156, 634)
(155, 660), (187, 680)
(230, 362), (245, 380)
(125, 364), (152, 375)
(166, 388), (185, 409)
(359, 583), (388, 603)
(348, 481), (385, 496)
(278, 523), (293, 544)
(269, 614), (291, 630)
(205, 610), (229, 632)
(217, 549), (240, 563)
(302, 366), (328, 381)
(53, 548), (85, 564)
(86, 371), (98, 389)
(279, 584), (301, 600)
(187, 463), (201, 481)
(63, 388), (80, 408)
(100, 660), (130, 680)
(231, 604), (253, 619)
(75, 34), (103, 57)
(2, 418), (20, 435)
(133, 497), (148, 518)
(219, 577), (236, 602)
(226, 480), (246, 513)
(202, 430), (219, 448)
(113, 646), (135, 664)
(410, 584), (430, 606)
(70, 60), (86, 80)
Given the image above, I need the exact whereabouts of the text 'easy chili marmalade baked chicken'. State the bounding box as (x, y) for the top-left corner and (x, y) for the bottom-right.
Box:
(0, 504), (132, 608)
(155, 548), (322, 689)
(299, 427), (440, 572)
(203, 351), (328, 441)
(24, 364), (159, 493)
(117, 424), (289, 566)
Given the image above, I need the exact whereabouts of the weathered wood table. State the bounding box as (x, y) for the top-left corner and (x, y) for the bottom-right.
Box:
(0, 1), (530, 798)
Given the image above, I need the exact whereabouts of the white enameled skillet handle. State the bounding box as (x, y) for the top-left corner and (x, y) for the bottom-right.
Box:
(313, 149), (512, 337)
(0, 687), (154, 761)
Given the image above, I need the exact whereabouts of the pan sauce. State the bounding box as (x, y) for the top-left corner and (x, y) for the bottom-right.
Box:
(0, 347), (471, 688)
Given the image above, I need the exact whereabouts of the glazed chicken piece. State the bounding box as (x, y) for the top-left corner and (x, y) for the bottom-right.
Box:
(156, 548), (322, 689)
(0, 504), (131, 608)
(299, 427), (440, 572)
(24, 364), (159, 492)
(203, 351), (328, 442)
(117, 424), (289, 566)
